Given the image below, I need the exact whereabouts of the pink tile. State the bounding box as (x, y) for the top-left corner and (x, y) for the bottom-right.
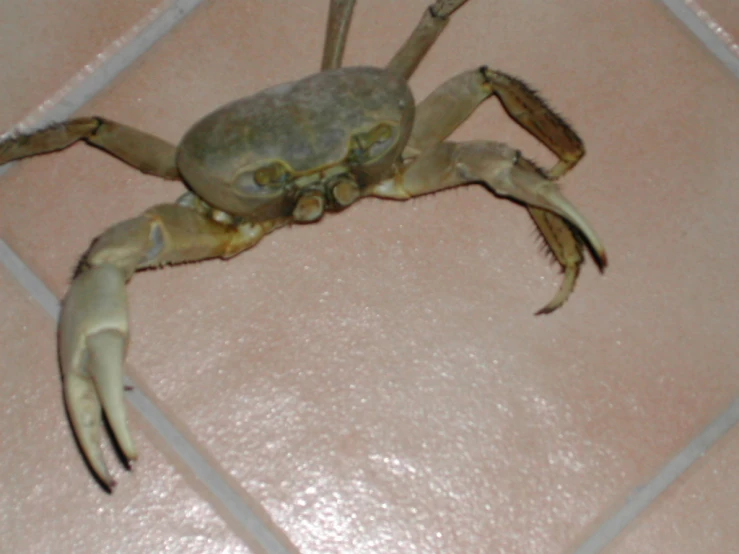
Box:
(0, 0), (171, 131)
(604, 425), (739, 554)
(1, 1), (738, 553)
(0, 266), (254, 553)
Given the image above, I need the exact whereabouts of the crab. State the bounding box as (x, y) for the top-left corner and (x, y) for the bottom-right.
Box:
(0, 0), (606, 489)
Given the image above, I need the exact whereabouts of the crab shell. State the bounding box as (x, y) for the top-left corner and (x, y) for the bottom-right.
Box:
(177, 66), (415, 221)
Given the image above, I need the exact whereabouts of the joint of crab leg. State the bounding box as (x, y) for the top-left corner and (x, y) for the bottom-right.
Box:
(60, 263), (133, 487)
(459, 146), (607, 269)
(388, 141), (606, 313)
(0, 118), (100, 165)
(533, 184), (607, 270)
(429, 0), (469, 19)
(387, 0), (469, 78)
(479, 68), (586, 177)
(57, 204), (273, 488)
(522, 186), (606, 269)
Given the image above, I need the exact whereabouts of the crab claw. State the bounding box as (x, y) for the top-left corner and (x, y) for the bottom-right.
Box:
(59, 264), (136, 488)
(535, 263), (579, 315)
(503, 161), (608, 270)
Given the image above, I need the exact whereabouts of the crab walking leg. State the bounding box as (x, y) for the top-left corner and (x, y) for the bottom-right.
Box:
(386, 0), (470, 79)
(407, 68), (585, 179)
(405, 68), (595, 311)
(61, 204), (279, 487)
(370, 141), (606, 311)
(527, 205), (584, 314)
(373, 141), (605, 260)
(515, 155), (589, 314)
(0, 117), (179, 179)
(321, 0), (356, 71)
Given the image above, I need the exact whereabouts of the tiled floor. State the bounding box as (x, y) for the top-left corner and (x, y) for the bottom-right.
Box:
(1, 1), (737, 553)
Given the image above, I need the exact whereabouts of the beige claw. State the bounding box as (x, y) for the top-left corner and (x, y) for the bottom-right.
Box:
(500, 160), (608, 270)
(520, 183), (606, 268)
(535, 263), (579, 315)
(540, 189), (607, 269)
(525, 186), (607, 313)
(59, 264), (136, 488)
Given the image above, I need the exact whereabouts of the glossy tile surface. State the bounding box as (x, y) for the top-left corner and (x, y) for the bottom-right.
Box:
(1, 1), (737, 553)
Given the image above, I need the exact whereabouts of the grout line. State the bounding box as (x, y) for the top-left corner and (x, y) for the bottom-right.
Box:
(659, 0), (739, 79)
(0, 241), (60, 320)
(572, 397), (739, 554)
(0, 2), (296, 552)
(0, 0), (207, 177)
(0, 238), (297, 554)
(3, 0), (205, 135)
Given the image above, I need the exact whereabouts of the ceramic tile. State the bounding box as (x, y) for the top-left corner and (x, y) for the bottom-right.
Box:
(603, 425), (739, 554)
(693, 0), (739, 46)
(0, 0), (171, 131)
(1, 1), (738, 553)
(0, 265), (254, 554)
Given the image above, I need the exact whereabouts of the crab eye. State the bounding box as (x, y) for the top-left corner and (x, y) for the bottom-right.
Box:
(348, 123), (396, 164)
(234, 161), (294, 199)
(254, 161), (292, 188)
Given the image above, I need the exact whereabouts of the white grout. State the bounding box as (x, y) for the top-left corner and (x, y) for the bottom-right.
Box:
(3, 0), (202, 136)
(659, 0), (739, 79)
(0, 241), (61, 320)
(572, 398), (738, 553)
(1, 1), (737, 553)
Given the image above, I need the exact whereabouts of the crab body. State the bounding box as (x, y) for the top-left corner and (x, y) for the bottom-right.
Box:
(178, 67), (414, 221)
(0, 0), (607, 490)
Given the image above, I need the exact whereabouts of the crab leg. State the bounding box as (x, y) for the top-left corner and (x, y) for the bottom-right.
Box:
(386, 0), (470, 79)
(516, 155), (588, 314)
(405, 68), (596, 312)
(407, 67), (585, 177)
(369, 141), (606, 312)
(0, 117), (179, 179)
(62, 204), (278, 487)
(321, 0), (357, 71)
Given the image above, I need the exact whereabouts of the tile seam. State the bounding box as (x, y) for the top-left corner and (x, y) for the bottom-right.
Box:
(571, 397), (738, 554)
(0, 0), (203, 177)
(0, 0), (296, 551)
(658, 0), (739, 79)
(2, 0), (199, 136)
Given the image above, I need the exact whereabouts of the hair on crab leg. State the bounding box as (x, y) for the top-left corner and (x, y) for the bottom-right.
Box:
(535, 191), (607, 269)
(370, 140), (607, 312)
(447, 141), (607, 269)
